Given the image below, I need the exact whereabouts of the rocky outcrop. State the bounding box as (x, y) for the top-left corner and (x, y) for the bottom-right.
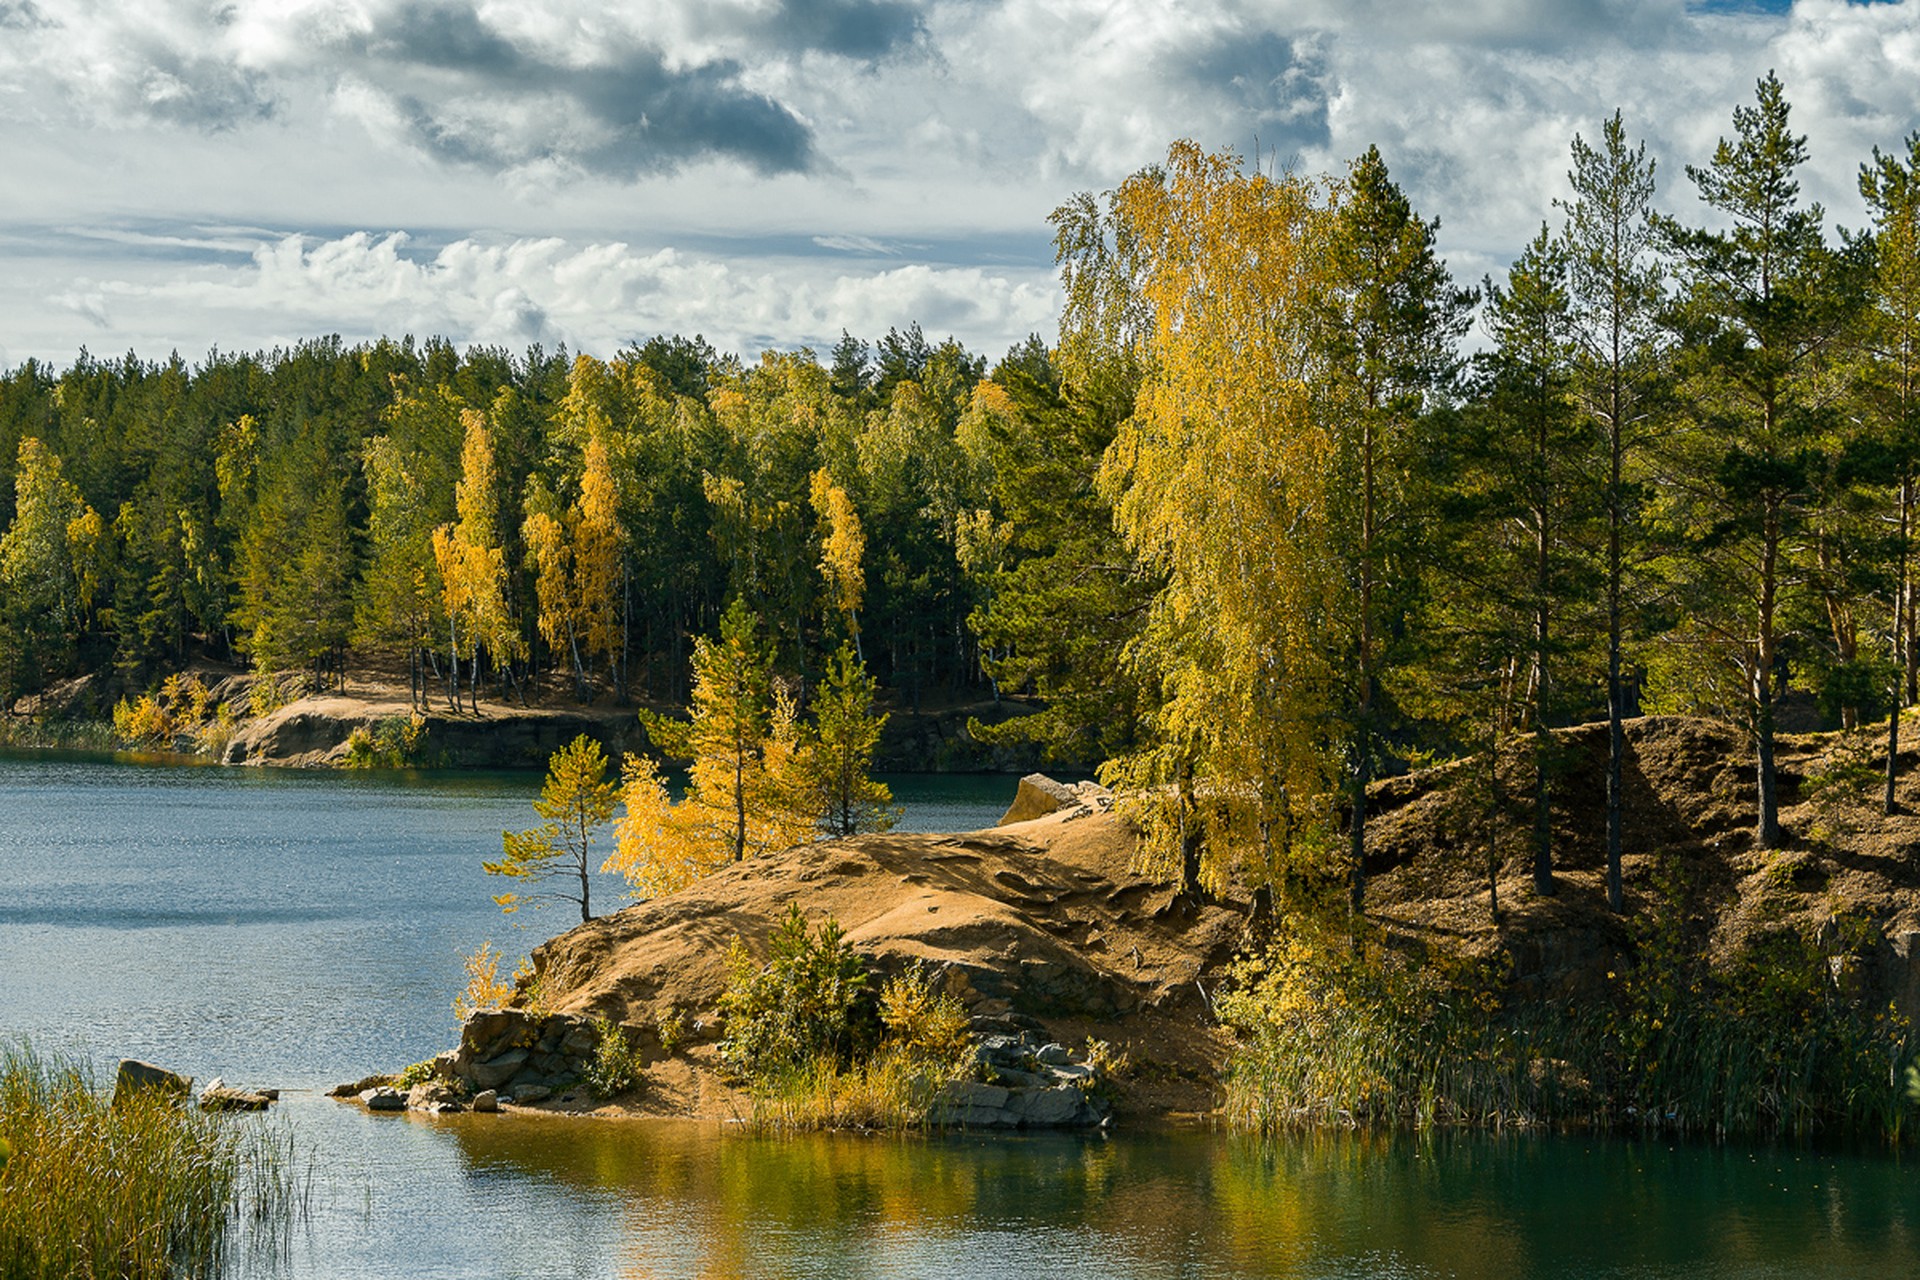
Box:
(441, 1008), (616, 1102)
(933, 1031), (1111, 1129)
(997, 774), (1114, 825)
(199, 1079), (275, 1111)
(221, 698), (638, 769)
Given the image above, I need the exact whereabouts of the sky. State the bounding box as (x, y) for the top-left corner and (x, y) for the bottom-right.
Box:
(2, 0), (1919, 371)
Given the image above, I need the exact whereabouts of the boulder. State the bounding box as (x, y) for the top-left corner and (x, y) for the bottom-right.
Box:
(469, 1049), (530, 1090)
(328, 1074), (392, 1099)
(507, 1084), (551, 1105)
(471, 1090), (499, 1113)
(1035, 1043), (1072, 1066)
(359, 1086), (405, 1112)
(112, 1059), (192, 1108)
(406, 1081), (464, 1112)
(997, 774), (1082, 825)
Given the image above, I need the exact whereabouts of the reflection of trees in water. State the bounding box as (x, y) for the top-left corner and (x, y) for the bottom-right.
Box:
(439, 1119), (1920, 1278)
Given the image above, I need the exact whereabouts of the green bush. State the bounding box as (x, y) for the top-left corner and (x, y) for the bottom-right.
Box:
(585, 1017), (644, 1099)
(1218, 903), (1918, 1140)
(718, 905), (878, 1086)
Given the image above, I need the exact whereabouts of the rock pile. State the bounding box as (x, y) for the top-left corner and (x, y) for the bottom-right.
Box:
(334, 1007), (619, 1114)
(445, 1007), (606, 1100)
(934, 1031), (1110, 1129)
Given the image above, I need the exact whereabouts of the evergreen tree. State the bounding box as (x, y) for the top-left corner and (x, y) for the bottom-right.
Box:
(1858, 133), (1920, 812)
(1562, 110), (1668, 911)
(1656, 72), (1869, 849)
(1320, 145), (1475, 912)
(801, 645), (897, 838)
(488, 733), (617, 922)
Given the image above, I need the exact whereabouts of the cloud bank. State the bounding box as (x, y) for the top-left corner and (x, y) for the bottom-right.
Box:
(2, 1), (1919, 365)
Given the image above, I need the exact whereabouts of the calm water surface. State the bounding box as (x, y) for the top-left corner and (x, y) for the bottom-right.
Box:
(1, 752), (1914, 1278)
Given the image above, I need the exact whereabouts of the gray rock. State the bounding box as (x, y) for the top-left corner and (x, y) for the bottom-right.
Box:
(1049, 1063), (1096, 1084)
(113, 1059), (192, 1109)
(328, 1074), (391, 1099)
(1015, 1085), (1088, 1126)
(360, 1086), (405, 1112)
(940, 1080), (1010, 1110)
(992, 1068), (1050, 1089)
(1035, 1043), (1073, 1066)
(508, 1084), (551, 1105)
(469, 1049), (529, 1090)
(406, 1081), (463, 1111)
(471, 1090), (499, 1113)
(199, 1080), (272, 1112)
(560, 1024), (598, 1056)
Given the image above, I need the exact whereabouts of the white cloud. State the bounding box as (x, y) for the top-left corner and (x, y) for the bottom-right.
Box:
(27, 230), (1056, 362)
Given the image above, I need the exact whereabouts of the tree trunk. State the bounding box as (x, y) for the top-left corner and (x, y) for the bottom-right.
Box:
(1889, 476), (1911, 815)
(1756, 501), (1782, 849)
(1351, 413), (1376, 918)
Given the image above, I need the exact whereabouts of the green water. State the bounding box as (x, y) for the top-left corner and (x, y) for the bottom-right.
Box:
(0, 753), (1914, 1277)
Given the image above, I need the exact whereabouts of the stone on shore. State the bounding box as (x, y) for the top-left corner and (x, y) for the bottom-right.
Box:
(360, 1086), (405, 1111)
(199, 1078), (273, 1111)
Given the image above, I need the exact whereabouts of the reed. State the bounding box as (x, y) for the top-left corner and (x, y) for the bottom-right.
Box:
(0, 1043), (304, 1280)
(1217, 916), (1918, 1142)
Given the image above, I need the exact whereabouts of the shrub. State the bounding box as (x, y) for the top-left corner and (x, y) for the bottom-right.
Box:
(718, 905), (877, 1085)
(453, 940), (518, 1021)
(877, 966), (970, 1068)
(718, 914), (976, 1131)
(585, 1017), (644, 1099)
(343, 714), (427, 769)
(1218, 899), (1919, 1140)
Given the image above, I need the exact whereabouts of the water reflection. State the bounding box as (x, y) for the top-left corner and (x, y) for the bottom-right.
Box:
(427, 1117), (1918, 1279)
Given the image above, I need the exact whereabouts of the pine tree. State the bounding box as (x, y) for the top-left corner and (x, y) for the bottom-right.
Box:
(487, 733), (617, 922)
(801, 645), (897, 838)
(606, 601), (820, 898)
(1320, 145), (1475, 913)
(1859, 133), (1920, 812)
(1656, 72), (1869, 849)
(1562, 110), (1668, 911)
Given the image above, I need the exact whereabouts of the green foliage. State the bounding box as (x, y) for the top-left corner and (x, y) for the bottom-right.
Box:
(343, 713), (428, 769)
(393, 1059), (436, 1090)
(718, 905), (877, 1085)
(487, 734), (617, 921)
(800, 645), (898, 838)
(876, 965), (971, 1068)
(1220, 892), (1917, 1140)
(585, 1016), (644, 1099)
(0, 1041), (304, 1279)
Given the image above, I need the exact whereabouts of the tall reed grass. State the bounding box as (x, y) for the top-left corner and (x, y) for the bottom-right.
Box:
(1217, 915), (1917, 1142)
(0, 1043), (304, 1280)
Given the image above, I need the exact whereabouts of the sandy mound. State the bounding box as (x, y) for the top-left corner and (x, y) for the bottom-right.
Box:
(521, 804), (1247, 1118)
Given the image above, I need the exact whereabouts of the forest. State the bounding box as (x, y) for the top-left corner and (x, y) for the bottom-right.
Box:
(5, 73), (1920, 916)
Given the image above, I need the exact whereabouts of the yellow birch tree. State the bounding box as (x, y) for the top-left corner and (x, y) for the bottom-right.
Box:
(1091, 141), (1346, 898)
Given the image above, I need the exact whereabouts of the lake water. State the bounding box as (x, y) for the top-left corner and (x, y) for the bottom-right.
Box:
(2, 752), (1916, 1278)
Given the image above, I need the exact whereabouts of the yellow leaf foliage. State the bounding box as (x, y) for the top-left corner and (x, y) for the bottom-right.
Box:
(1095, 141), (1347, 893)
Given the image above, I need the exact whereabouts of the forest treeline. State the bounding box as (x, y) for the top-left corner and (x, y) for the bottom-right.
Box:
(5, 74), (1920, 914)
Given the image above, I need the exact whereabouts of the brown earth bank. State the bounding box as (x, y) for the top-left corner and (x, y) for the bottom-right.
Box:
(8, 664), (1048, 772)
(341, 716), (1920, 1129)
